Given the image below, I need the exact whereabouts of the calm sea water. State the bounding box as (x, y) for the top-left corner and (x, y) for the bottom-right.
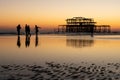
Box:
(0, 35), (120, 65)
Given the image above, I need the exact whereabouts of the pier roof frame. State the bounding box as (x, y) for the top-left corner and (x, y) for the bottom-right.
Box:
(66, 17), (95, 23)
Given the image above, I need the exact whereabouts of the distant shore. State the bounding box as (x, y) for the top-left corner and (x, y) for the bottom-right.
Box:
(0, 32), (120, 36)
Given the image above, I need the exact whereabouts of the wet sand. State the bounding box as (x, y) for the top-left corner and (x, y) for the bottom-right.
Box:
(0, 62), (120, 80)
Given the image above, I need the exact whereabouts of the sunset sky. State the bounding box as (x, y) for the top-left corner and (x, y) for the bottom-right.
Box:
(0, 0), (120, 32)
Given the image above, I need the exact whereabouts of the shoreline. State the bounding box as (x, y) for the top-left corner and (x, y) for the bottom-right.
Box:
(0, 32), (120, 36)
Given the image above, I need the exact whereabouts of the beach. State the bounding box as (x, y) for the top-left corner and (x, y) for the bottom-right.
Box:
(1, 0), (120, 79)
(0, 35), (120, 80)
(0, 62), (120, 80)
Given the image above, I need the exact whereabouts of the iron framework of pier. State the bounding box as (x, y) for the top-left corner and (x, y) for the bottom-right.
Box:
(57, 17), (111, 33)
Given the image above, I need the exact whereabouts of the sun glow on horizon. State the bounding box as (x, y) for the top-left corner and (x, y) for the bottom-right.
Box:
(0, 0), (120, 32)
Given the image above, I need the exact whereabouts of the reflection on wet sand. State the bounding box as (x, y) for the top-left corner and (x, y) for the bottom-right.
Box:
(35, 35), (39, 47)
(17, 36), (21, 48)
(25, 35), (31, 47)
(66, 39), (94, 48)
(17, 35), (39, 48)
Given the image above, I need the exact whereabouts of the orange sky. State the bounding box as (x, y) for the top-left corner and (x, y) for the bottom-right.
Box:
(0, 0), (120, 32)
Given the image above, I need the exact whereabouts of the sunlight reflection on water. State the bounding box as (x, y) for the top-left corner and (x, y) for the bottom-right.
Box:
(0, 35), (120, 65)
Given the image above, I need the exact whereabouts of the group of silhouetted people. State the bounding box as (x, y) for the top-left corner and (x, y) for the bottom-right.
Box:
(16, 24), (41, 36)
(16, 24), (41, 48)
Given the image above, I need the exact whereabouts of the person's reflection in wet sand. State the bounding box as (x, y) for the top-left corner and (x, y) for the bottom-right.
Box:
(25, 35), (31, 48)
(35, 35), (39, 47)
(17, 36), (21, 48)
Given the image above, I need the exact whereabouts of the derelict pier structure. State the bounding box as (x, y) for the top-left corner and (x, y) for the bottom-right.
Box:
(58, 17), (111, 34)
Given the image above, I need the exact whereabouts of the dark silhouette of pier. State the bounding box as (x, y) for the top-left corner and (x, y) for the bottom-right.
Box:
(57, 17), (111, 36)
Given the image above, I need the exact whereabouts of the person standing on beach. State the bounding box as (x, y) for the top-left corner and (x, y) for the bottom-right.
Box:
(27, 25), (31, 36)
(35, 25), (41, 35)
(25, 24), (31, 36)
(25, 24), (28, 36)
(17, 24), (21, 36)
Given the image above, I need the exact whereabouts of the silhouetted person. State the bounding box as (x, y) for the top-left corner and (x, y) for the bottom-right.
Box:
(35, 25), (41, 35)
(25, 24), (28, 36)
(17, 36), (21, 48)
(25, 35), (30, 47)
(25, 24), (31, 36)
(17, 24), (21, 35)
(27, 25), (31, 36)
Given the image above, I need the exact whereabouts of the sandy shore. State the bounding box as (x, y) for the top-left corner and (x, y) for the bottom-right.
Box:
(0, 62), (120, 80)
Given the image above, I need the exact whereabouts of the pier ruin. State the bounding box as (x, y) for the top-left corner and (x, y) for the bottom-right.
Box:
(57, 17), (111, 34)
